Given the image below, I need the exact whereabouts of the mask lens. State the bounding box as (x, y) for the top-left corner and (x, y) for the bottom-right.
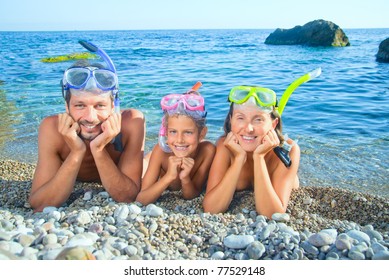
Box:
(94, 69), (116, 89)
(231, 88), (251, 102)
(256, 90), (275, 106)
(66, 68), (90, 87)
(161, 94), (181, 109)
(185, 95), (203, 108)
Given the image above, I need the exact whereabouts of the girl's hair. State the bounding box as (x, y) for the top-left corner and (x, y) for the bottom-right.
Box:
(163, 110), (206, 133)
(223, 103), (285, 144)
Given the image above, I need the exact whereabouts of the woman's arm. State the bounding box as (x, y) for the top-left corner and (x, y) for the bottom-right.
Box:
(253, 139), (300, 218)
(203, 135), (246, 213)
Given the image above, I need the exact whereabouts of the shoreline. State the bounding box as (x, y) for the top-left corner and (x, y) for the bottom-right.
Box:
(1, 159), (388, 260)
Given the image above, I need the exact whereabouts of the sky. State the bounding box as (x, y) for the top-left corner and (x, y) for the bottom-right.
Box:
(0, 0), (388, 31)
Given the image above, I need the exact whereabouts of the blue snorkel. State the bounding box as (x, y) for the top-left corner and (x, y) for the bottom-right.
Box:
(78, 40), (120, 113)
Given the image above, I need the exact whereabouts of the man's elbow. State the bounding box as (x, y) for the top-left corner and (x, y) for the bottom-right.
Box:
(111, 189), (139, 204)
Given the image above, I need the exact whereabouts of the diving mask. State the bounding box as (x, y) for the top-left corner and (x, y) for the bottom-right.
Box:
(229, 86), (276, 113)
(158, 82), (207, 153)
(63, 67), (118, 91)
(61, 40), (120, 112)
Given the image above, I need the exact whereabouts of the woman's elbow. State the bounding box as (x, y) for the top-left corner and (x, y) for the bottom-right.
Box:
(203, 198), (226, 214)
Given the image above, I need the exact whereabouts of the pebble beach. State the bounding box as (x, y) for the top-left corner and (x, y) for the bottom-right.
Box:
(0, 159), (388, 260)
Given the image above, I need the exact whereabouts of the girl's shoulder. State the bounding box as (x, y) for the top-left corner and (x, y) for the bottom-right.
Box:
(214, 136), (228, 149)
(199, 139), (216, 148)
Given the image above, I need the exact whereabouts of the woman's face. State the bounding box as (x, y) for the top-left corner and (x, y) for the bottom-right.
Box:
(230, 106), (277, 152)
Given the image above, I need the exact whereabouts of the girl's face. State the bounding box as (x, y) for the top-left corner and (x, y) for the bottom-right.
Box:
(166, 115), (206, 157)
(230, 106), (277, 152)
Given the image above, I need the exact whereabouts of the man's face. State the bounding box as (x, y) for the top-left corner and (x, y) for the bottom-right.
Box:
(66, 91), (114, 140)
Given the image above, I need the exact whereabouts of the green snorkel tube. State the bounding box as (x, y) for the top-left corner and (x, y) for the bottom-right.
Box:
(274, 67), (322, 167)
(277, 67), (322, 116)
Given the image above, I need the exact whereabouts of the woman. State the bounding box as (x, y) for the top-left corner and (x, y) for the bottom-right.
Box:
(203, 86), (300, 218)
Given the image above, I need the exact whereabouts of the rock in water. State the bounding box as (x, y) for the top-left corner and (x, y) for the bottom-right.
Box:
(265, 19), (350, 47)
(376, 38), (389, 62)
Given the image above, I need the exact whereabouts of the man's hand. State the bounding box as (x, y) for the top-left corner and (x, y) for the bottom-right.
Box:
(58, 113), (86, 153)
(90, 111), (121, 152)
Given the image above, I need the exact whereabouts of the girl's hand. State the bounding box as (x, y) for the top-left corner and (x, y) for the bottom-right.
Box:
(224, 132), (246, 162)
(254, 129), (280, 156)
(166, 156), (183, 181)
(58, 113), (85, 153)
(179, 157), (194, 181)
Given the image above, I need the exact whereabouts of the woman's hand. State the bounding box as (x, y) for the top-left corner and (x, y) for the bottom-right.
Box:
(254, 129), (280, 156)
(224, 132), (247, 163)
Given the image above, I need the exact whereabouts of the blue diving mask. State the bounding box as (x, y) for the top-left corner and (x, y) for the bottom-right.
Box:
(61, 40), (120, 111)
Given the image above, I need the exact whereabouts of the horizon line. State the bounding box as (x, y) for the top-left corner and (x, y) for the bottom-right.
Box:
(1, 27), (389, 32)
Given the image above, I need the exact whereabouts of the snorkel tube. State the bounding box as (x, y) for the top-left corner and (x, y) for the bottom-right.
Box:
(277, 67), (321, 116)
(78, 40), (121, 113)
(274, 68), (321, 167)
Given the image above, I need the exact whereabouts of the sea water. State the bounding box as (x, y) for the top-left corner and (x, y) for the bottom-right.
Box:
(0, 29), (388, 197)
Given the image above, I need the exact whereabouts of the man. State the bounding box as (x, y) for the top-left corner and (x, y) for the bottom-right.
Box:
(29, 41), (145, 212)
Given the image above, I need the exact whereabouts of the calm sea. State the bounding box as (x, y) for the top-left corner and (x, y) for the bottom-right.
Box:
(0, 29), (388, 197)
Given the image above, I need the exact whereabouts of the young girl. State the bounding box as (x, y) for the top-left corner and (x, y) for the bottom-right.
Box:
(203, 86), (300, 218)
(136, 83), (215, 205)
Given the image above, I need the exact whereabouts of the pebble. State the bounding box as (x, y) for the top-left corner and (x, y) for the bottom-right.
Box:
(246, 241), (265, 259)
(0, 159), (388, 260)
(271, 213), (290, 222)
(308, 229), (337, 247)
(144, 204), (163, 217)
(223, 235), (254, 249)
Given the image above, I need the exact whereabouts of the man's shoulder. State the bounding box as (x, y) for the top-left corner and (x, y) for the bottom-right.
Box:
(121, 108), (144, 121)
(39, 115), (58, 129)
(120, 109), (145, 133)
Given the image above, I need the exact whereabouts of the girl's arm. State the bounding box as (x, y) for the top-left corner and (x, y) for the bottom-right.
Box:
(253, 138), (300, 218)
(136, 145), (175, 205)
(203, 135), (246, 213)
(180, 142), (216, 199)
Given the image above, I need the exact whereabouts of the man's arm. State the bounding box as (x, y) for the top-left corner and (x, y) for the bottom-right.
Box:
(29, 116), (85, 212)
(91, 109), (145, 202)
